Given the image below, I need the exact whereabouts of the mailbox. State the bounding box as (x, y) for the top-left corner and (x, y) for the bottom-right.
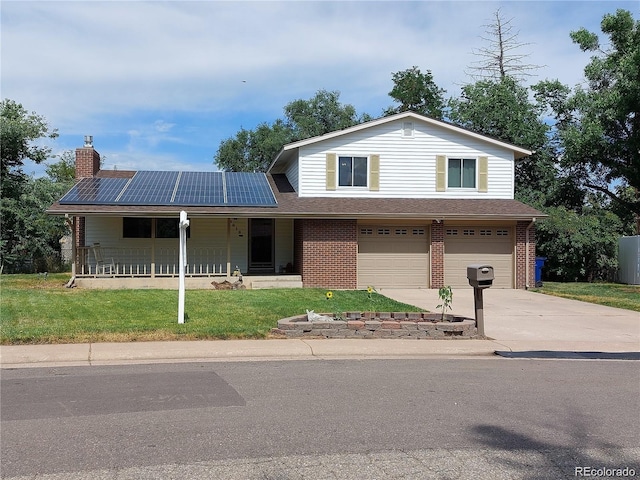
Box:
(467, 264), (494, 289)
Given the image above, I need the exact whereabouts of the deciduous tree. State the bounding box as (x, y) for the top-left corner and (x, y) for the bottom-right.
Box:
(385, 66), (446, 119)
(538, 9), (640, 219)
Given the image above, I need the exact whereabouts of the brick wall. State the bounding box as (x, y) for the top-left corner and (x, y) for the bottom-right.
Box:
(74, 146), (101, 247)
(515, 220), (536, 289)
(75, 147), (101, 179)
(431, 220), (444, 288)
(297, 219), (357, 289)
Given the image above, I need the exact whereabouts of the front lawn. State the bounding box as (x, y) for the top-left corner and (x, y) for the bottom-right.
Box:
(0, 274), (422, 344)
(534, 282), (640, 312)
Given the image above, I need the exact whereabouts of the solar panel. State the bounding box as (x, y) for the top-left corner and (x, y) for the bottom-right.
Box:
(173, 172), (224, 205)
(117, 171), (179, 205)
(225, 172), (277, 206)
(59, 177), (129, 204)
(59, 171), (277, 207)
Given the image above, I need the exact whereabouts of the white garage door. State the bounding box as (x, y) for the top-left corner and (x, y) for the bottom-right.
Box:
(444, 226), (514, 288)
(358, 226), (429, 289)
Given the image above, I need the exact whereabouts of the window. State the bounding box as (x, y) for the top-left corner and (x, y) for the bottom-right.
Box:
(123, 218), (152, 238)
(156, 218), (179, 238)
(339, 156), (367, 187)
(480, 229), (492, 236)
(412, 228), (425, 235)
(123, 218), (189, 239)
(360, 228), (373, 235)
(446, 229), (458, 236)
(402, 122), (414, 137)
(395, 228), (408, 235)
(463, 229), (475, 236)
(448, 158), (476, 188)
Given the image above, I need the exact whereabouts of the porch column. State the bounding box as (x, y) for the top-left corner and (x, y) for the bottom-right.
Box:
(226, 218), (231, 276)
(431, 220), (444, 289)
(150, 219), (156, 278)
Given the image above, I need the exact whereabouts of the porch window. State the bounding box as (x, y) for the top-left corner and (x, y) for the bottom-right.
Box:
(339, 156), (368, 187)
(123, 217), (189, 238)
(123, 218), (152, 238)
(448, 158), (476, 188)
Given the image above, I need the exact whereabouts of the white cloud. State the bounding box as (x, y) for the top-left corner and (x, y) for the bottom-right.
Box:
(2, 0), (637, 171)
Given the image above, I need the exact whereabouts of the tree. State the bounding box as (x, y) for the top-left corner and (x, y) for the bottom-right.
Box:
(214, 120), (294, 172)
(539, 9), (640, 219)
(447, 76), (570, 206)
(215, 90), (369, 172)
(466, 9), (541, 81)
(1, 99), (58, 198)
(385, 66), (446, 119)
(1, 100), (62, 273)
(536, 203), (623, 282)
(45, 150), (76, 183)
(284, 89), (369, 140)
(0, 154), (74, 273)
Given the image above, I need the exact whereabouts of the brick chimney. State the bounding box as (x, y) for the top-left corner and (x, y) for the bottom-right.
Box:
(74, 136), (101, 249)
(75, 135), (101, 179)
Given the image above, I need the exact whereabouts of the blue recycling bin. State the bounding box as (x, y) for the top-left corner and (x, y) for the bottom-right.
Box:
(535, 257), (547, 287)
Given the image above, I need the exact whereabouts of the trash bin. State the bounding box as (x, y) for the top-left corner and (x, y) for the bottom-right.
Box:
(535, 257), (547, 287)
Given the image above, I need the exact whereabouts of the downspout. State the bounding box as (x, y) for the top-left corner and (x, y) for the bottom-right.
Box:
(525, 218), (536, 289)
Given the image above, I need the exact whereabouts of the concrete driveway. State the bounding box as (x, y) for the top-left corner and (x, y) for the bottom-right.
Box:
(380, 288), (640, 353)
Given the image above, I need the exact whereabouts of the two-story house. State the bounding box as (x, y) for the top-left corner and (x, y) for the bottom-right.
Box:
(48, 111), (544, 289)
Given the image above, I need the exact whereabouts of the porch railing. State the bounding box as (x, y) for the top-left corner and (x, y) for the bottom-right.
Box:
(76, 246), (228, 277)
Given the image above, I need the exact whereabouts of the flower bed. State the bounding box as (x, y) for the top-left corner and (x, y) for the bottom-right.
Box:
(273, 312), (477, 339)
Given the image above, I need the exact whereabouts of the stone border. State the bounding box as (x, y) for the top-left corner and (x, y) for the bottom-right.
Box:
(274, 313), (477, 339)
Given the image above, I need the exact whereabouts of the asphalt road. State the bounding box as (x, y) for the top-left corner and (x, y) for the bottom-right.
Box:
(2, 359), (639, 479)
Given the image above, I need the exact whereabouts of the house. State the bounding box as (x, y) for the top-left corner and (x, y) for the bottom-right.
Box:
(47, 111), (544, 289)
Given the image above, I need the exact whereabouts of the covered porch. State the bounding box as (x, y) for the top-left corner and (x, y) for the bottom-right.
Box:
(68, 216), (299, 289)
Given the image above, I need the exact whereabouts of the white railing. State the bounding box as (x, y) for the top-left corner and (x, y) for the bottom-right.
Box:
(76, 246), (228, 277)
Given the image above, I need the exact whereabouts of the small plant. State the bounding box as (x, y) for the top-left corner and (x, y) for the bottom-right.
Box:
(436, 286), (453, 321)
(366, 285), (377, 312)
(326, 291), (345, 321)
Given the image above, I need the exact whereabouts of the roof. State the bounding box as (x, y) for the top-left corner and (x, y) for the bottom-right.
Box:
(269, 111), (533, 172)
(48, 174), (545, 220)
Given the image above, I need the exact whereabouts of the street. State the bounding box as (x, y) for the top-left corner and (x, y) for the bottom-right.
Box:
(2, 359), (639, 479)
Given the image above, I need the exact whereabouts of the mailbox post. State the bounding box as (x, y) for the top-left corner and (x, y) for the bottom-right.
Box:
(466, 264), (494, 337)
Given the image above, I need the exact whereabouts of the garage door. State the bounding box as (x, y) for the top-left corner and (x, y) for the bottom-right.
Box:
(358, 226), (429, 289)
(444, 227), (513, 288)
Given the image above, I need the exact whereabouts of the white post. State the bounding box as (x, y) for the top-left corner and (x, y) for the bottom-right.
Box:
(178, 211), (190, 324)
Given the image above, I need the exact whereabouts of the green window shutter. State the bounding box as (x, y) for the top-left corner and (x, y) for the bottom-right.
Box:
(478, 156), (488, 193)
(326, 153), (337, 190)
(369, 154), (380, 191)
(436, 155), (446, 192)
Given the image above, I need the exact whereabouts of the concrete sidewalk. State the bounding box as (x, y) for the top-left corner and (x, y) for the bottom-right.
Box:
(1, 289), (638, 368)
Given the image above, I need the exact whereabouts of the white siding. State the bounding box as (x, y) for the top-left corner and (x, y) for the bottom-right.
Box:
(284, 158), (299, 192)
(297, 119), (515, 199)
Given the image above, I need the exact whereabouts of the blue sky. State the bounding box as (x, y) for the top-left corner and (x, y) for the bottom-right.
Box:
(2, 1), (637, 177)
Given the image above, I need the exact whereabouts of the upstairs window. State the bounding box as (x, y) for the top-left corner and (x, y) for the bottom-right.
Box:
(339, 156), (368, 187)
(448, 158), (476, 188)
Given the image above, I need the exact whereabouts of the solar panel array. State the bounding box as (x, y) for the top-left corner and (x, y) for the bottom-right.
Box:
(59, 171), (277, 207)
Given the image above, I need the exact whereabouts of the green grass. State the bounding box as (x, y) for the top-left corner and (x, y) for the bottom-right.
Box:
(0, 274), (421, 344)
(533, 282), (640, 312)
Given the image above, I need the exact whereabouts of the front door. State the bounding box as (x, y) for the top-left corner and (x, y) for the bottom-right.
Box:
(249, 218), (274, 273)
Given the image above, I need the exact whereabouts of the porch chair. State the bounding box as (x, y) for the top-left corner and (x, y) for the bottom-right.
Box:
(91, 243), (116, 275)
